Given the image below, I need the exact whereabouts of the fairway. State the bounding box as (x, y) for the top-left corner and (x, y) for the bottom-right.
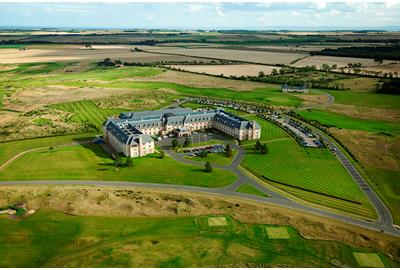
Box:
(0, 209), (396, 267)
(0, 144), (236, 188)
(242, 139), (376, 218)
(265, 227), (290, 239)
(353, 253), (384, 267)
(51, 100), (125, 128)
(298, 110), (400, 135)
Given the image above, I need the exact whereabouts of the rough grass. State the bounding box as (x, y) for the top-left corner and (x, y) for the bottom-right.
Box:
(0, 209), (397, 267)
(235, 184), (269, 197)
(265, 226), (290, 239)
(0, 144), (236, 188)
(241, 139), (375, 218)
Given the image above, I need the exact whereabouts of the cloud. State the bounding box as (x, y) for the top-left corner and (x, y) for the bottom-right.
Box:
(187, 4), (204, 14)
(216, 5), (224, 16)
(329, 9), (341, 16)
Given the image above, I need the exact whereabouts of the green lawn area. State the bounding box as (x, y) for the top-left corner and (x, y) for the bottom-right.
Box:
(51, 100), (126, 128)
(241, 139), (376, 218)
(241, 115), (290, 142)
(185, 150), (237, 166)
(0, 133), (95, 166)
(0, 144), (235, 188)
(298, 110), (400, 135)
(235, 184), (269, 197)
(325, 90), (400, 110)
(0, 209), (397, 267)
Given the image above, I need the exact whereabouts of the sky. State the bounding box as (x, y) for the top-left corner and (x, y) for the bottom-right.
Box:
(0, 2), (399, 30)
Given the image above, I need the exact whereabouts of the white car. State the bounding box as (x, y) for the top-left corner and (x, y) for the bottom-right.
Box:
(162, 135), (168, 139)
(157, 137), (162, 141)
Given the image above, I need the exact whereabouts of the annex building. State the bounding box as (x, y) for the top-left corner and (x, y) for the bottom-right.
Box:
(103, 107), (261, 157)
(281, 84), (308, 93)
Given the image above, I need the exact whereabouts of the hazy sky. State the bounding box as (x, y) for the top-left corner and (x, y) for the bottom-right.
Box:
(1, 2), (399, 30)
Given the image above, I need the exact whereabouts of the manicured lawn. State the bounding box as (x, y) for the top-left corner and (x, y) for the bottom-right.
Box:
(241, 139), (376, 218)
(0, 133), (95, 166)
(235, 184), (269, 197)
(0, 209), (397, 267)
(51, 100), (126, 128)
(298, 110), (400, 135)
(185, 150), (237, 165)
(0, 144), (236, 188)
(241, 115), (290, 142)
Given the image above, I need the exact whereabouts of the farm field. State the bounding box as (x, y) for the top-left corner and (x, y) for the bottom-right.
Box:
(0, 46), (217, 64)
(139, 46), (307, 65)
(0, 144), (236, 188)
(169, 64), (280, 77)
(241, 139), (376, 218)
(292, 55), (393, 68)
(0, 209), (397, 267)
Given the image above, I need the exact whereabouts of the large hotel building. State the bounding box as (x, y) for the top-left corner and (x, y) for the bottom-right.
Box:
(103, 107), (261, 157)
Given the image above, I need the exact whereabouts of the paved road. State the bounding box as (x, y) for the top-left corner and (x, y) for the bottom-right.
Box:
(297, 91), (335, 110)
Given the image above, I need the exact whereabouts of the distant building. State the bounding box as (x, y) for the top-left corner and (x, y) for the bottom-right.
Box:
(103, 107), (261, 157)
(281, 84), (308, 93)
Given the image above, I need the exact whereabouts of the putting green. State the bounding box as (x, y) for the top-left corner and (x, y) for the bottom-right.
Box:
(265, 227), (290, 239)
(353, 252), (384, 267)
(208, 217), (228, 227)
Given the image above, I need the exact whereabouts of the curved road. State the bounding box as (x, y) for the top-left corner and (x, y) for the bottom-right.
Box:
(1, 133), (398, 237)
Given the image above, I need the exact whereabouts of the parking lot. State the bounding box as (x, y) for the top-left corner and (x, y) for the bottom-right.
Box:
(157, 132), (217, 147)
(183, 144), (225, 157)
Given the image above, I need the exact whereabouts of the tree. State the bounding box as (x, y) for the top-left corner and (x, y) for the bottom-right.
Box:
(321, 63), (330, 72)
(198, 150), (208, 157)
(114, 153), (123, 167)
(172, 138), (179, 148)
(183, 137), (191, 147)
(204, 161), (212, 173)
(258, 71), (265, 77)
(225, 144), (232, 157)
(254, 140), (262, 151)
(85, 44), (92, 49)
(48, 146), (54, 152)
(271, 68), (278, 76)
(159, 149), (165, 159)
(260, 143), (269, 154)
(125, 157), (133, 167)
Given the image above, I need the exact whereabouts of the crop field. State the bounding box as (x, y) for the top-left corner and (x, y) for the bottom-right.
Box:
(169, 64), (280, 77)
(0, 144), (236, 188)
(0, 46), (217, 64)
(241, 139), (375, 218)
(51, 100), (126, 128)
(292, 55), (391, 68)
(139, 46), (307, 65)
(0, 209), (397, 267)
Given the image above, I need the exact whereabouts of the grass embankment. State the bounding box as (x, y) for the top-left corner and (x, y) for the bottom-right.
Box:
(235, 184), (269, 198)
(0, 209), (397, 267)
(0, 144), (235, 188)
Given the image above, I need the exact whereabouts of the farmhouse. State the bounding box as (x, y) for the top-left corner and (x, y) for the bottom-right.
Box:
(103, 107), (261, 157)
(281, 84), (308, 93)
